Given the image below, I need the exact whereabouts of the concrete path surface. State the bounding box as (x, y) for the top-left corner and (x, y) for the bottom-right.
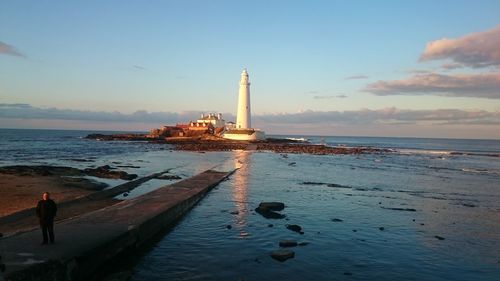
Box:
(0, 169), (234, 281)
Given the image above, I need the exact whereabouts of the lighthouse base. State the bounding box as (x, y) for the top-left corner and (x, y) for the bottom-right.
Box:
(223, 129), (266, 141)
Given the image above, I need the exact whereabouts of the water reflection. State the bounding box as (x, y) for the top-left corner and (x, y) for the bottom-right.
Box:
(231, 151), (251, 231)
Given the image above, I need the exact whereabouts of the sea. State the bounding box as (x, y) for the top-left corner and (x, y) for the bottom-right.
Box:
(0, 128), (499, 281)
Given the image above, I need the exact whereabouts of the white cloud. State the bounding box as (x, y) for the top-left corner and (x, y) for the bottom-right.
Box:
(364, 73), (500, 99)
(420, 25), (500, 68)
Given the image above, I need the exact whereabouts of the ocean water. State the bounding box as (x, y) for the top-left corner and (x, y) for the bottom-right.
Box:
(0, 129), (499, 280)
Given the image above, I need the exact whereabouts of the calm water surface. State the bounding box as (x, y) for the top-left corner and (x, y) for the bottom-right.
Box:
(1, 129), (499, 280)
(131, 150), (499, 281)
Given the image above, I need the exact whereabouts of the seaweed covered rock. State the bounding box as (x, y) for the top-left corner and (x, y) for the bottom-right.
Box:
(270, 250), (295, 262)
(255, 202), (286, 219)
(84, 165), (138, 180)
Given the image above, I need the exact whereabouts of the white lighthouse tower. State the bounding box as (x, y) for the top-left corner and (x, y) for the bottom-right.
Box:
(224, 69), (266, 141)
(236, 69), (251, 129)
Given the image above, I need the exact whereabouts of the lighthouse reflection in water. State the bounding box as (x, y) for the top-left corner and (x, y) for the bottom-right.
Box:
(231, 151), (250, 236)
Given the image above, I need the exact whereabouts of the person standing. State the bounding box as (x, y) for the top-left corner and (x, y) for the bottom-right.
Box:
(36, 192), (57, 244)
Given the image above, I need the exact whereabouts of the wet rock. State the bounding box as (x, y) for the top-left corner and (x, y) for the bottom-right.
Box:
(255, 202), (286, 219)
(122, 193), (129, 197)
(156, 174), (182, 180)
(230, 211), (239, 215)
(270, 250), (295, 262)
(434, 235), (445, 240)
(258, 202), (285, 211)
(379, 227), (385, 231)
(279, 240), (298, 247)
(327, 183), (351, 188)
(301, 181), (326, 185)
(298, 242), (309, 246)
(343, 272), (353, 276)
(268, 224), (274, 227)
(84, 165), (138, 180)
(462, 203), (476, 208)
(381, 207), (417, 212)
(116, 165), (141, 169)
(286, 224), (304, 234)
(331, 218), (343, 222)
(255, 208), (286, 219)
(0, 165), (83, 177)
(288, 162), (296, 166)
(352, 229), (357, 232)
(226, 225), (232, 229)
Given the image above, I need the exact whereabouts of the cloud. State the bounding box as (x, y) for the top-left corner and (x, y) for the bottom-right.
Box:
(313, 95), (347, 99)
(1, 104), (498, 138)
(363, 73), (500, 99)
(345, 75), (369, 80)
(420, 25), (500, 68)
(0, 41), (26, 58)
(1, 104), (497, 127)
(440, 63), (463, 70)
(0, 103), (233, 124)
(254, 108), (500, 126)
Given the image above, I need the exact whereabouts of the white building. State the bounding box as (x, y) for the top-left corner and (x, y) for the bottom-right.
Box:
(224, 69), (266, 141)
(196, 113), (225, 128)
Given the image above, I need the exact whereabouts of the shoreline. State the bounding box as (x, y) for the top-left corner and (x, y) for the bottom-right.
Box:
(0, 165), (176, 235)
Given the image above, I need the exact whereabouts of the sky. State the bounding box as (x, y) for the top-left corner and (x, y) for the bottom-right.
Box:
(1, 0), (499, 139)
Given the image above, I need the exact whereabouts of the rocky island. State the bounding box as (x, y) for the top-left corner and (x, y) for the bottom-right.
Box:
(85, 133), (388, 155)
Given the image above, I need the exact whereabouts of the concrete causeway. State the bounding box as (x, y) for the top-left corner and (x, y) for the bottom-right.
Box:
(0, 169), (234, 281)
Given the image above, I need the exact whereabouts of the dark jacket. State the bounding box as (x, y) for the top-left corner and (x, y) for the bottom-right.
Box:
(36, 199), (57, 221)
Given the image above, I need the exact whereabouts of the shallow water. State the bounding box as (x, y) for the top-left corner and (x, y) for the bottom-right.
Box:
(1, 129), (499, 280)
(131, 150), (500, 281)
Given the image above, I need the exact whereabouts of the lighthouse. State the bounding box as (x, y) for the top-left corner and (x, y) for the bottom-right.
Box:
(223, 69), (266, 141)
(236, 69), (251, 129)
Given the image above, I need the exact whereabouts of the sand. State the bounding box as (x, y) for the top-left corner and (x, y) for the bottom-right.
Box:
(0, 172), (121, 235)
(0, 174), (97, 218)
